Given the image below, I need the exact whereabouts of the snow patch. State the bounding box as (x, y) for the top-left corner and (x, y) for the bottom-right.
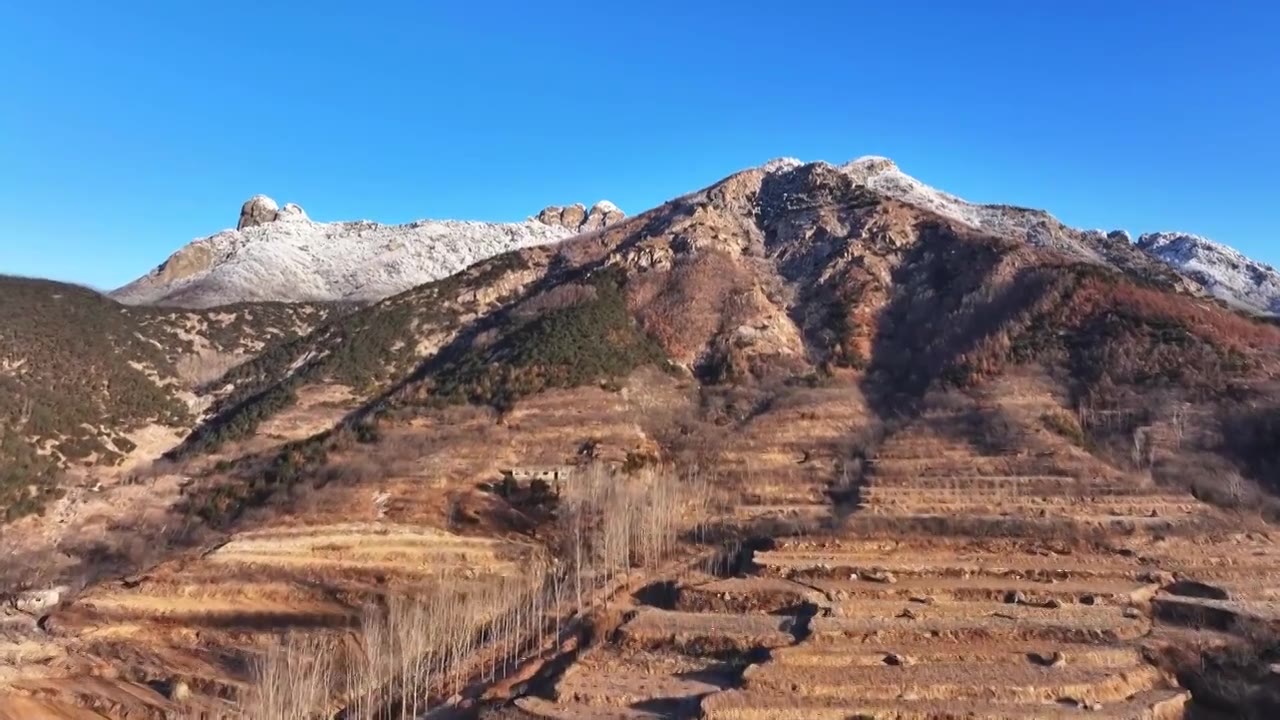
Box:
(761, 157), (804, 174)
(1138, 232), (1280, 315)
(112, 214), (573, 308)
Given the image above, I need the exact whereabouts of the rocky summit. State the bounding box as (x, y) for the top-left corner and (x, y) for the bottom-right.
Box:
(535, 200), (626, 233)
(236, 194), (280, 230)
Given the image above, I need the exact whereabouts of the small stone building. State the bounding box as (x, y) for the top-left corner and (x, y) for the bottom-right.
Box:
(500, 465), (575, 494)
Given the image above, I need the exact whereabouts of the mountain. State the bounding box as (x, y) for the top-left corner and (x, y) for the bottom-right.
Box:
(1137, 231), (1280, 316)
(6, 157), (1280, 719)
(110, 195), (625, 308)
(109, 164), (1280, 319)
(9, 157), (1279, 524)
(171, 157), (1280, 522)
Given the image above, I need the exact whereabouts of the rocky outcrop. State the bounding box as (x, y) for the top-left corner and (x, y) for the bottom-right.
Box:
(237, 194), (280, 230)
(10, 586), (67, 616)
(536, 201), (625, 233)
(276, 202), (309, 222)
(151, 241), (218, 285)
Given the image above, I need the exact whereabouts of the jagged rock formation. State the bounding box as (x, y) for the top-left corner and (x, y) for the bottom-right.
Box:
(535, 201), (625, 233)
(236, 194), (280, 230)
(1137, 232), (1280, 315)
(111, 195), (575, 308)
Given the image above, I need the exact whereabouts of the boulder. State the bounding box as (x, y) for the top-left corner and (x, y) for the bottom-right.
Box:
(535, 206), (564, 226)
(276, 202), (309, 222)
(560, 203), (588, 230)
(583, 201), (625, 231)
(237, 194), (279, 230)
(12, 586), (67, 616)
(535, 201), (624, 233)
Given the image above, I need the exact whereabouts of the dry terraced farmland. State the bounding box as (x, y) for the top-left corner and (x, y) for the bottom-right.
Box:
(6, 400), (1280, 718)
(498, 407), (1280, 720)
(1, 523), (537, 718)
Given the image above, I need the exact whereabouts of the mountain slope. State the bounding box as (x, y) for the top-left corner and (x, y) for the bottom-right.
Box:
(1137, 232), (1280, 316)
(173, 158), (1280, 502)
(110, 196), (623, 308)
(8, 158), (1280, 720)
(0, 275), (331, 519)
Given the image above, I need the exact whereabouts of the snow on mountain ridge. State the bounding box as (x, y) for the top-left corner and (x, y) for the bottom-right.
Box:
(761, 156), (1276, 315)
(111, 197), (592, 308)
(112, 162), (1278, 316)
(762, 155), (1106, 262)
(1137, 232), (1280, 315)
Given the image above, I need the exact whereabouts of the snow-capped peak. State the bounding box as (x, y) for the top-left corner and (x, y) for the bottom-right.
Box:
(761, 157), (804, 174)
(824, 156), (1097, 259)
(110, 197), (602, 308)
(1136, 232), (1280, 315)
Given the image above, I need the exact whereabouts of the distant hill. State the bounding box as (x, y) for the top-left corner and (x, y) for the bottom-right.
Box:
(1138, 231), (1280, 316)
(0, 275), (330, 519)
(109, 195), (624, 308)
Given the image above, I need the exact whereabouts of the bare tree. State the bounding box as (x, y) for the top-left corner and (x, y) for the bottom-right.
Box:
(241, 633), (336, 720)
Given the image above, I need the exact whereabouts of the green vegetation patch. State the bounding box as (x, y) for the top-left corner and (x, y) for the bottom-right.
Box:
(0, 275), (331, 520)
(178, 252), (535, 456)
(0, 426), (62, 522)
(431, 267), (670, 409)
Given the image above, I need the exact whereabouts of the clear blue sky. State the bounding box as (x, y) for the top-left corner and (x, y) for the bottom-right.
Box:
(2, 1), (1277, 290)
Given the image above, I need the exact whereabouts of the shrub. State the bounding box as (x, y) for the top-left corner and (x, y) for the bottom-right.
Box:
(432, 267), (669, 408)
(0, 275), (329, 521)
(1041, 408), (1086, 446)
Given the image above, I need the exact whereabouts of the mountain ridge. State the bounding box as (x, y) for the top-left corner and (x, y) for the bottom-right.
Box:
(1137, 231), (1280, 316)
(107, 157), (1279, 317)
(109, 197), (625, 308)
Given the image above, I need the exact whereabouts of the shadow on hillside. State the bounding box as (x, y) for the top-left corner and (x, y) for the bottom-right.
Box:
(858, 223), (1051, 427)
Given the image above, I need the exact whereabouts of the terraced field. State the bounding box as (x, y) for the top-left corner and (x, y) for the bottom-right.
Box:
(6, 393), (1279, 718)
(497, 405), (1280, 720)
(1, 523), (538, 718)
(0, 378), (692, 718)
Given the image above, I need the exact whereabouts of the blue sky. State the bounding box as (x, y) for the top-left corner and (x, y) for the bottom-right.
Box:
(1, 1), (1277, 290)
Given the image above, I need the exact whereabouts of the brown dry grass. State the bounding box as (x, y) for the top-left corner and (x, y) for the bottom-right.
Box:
(234, 464), (715, 719)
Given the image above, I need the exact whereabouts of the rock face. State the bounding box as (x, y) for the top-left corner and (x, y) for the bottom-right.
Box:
(237, 194), (280, 230)
(536, 201), (625, 233)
